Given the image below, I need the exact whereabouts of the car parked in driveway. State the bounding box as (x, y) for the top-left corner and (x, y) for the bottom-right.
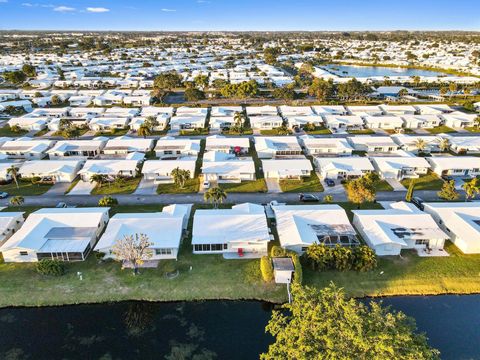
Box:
(299, 193), (319, 202)
(325, 178), (335, 187)
(411, 196), (425, 210)
(0, 192), (8, 199)
(203, 180), (211, 189)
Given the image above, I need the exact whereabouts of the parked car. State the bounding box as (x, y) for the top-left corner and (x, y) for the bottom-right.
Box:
(299, 193), (319, 202)
(0, 192), (8, 199)
(203, 180), (211, 189)
(411, 196), (425, 210)
(441, 175), (453, 181)
(325, 178), (335, 187)
(55, 202), (67, 208)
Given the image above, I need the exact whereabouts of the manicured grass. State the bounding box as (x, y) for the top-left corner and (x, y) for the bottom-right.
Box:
(427, 125), (457, 134)
(279, 171), (324, 193)
(465, 127), (480, 133)
(64, 177), (80, 194)
(222, 129), (253, 135)
(33, 128), (49, 137)
(305, 127), (332, 135)
(401, 173), (444, 190)
(179, 128), (209, 136)
(347, 129), (375, 135)
(91, 177), (142, 195)
(260, 129), (292, 136)
(304, 241), (480, 297)
(0, 180), (53, 196)
(219, 179), (267, 193)
(94, 128), (129, 137)
(0, 126), (28, 137)
(52, 128), (89, 138)
(375, 180), (394, 192)
(156, 178), (200, 194)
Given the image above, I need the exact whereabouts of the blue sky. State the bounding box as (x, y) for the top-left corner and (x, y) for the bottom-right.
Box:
(0, 0), (479, 31)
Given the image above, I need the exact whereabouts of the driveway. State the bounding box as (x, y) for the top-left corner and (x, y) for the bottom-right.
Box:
(265, 178), (282, 193)
(321, 178), (346, 195)
(134, 178), (157, 195)
(67, 180), (96, 195)
(413, 128), (430, 134)
(453, 177), (465, 190)
(385, 178), (407, 192)
(45, 182), (71, 195)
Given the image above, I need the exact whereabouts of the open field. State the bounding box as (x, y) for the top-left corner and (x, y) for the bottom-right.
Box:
(0, 180), (53, 196)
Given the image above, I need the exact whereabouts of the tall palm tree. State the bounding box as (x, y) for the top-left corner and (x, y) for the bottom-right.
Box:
(171, 167), (190, 189)
(462, 178), (480, 201)
(6, 165), (19, 188)
(439, 138), (450, 153)
(203, 187), (227, 209)
(9, 196), (24, 206)
(414, 138), (427, 154)
(474, 115), (480, 129)
(137, 124), (151, 139)
(90, 174), (107, 188)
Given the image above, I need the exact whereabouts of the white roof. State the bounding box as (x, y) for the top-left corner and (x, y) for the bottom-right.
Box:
(170, 115), (206, 126)
(47, 139), (106, 153)
(363, 115), (404, 125)
(254, 136), (301, 152)
(175, 107), (208, 116)
(245, 105), (278, 116)
(140, 106), (174, 117)
(353, 202), (448, 247)
(426, 156), (480, 170)
(205, 135), (250, 149)
(414, 104), (453, 114)
(210, 106), (243, 116)
(301, 136), (353, 151)
(348, 136), (398, 147)
(0, 208), (108, 252)
(316, 157), (375, 172)
(324, 115), (364, 126)
(0, 139), (54, 154)
(279, 106), (315, 116)
(192, 203), (270, 245)
(371, 157), (431, 172)
(154, 138), (201, 152)
(202, 153), (255, 175)
(312, 105), (347, 115)
(103, 136), (154, 152)
(0, 212), (24, 232)
(19, 160), (82, 176)
(391, 134), (439, 147)
(95, 205), (190, 251)
(262, 158), (312, 172)
(273, 204), (354, 247)
(142, 159), (196, 175)
(79, 159), (138, 175)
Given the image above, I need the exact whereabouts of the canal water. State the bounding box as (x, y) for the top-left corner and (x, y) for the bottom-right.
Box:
(322, 64), (450, 78)
(0, 295), (478, 359)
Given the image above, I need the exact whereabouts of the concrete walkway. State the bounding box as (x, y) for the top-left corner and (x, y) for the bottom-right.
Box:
(67, 180), (95, 195)
(266, 178), (282, 193)
(134, 178), (157, 195)
(385, 178), (407, 192)
(45, 182), (71, 195)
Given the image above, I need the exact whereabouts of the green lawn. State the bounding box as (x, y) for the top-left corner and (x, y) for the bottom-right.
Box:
(279, 171), (324, 192)
(179, 128), (209, 136)
(305, 127), (332, 135)
(156, 178), (200, 194)
(427, 125), (457, 134)
(260, 129), (292, 136)
(374, 180), (394, 191)
(0, 180), (53, 196)
(219, 179), (267, 193)
(401, 173), (445, 190)
(465, 127), (480, 133)
(52, 128), (89, 138)
(64, 177), (80, 194)
(33, 128), (50, 137)
(222, 129), (254, 135)
(91, 177), (142, 195)
(0, 126), (28, 137)
(347, 129), (375, 135)
(94, 128), (129, 137)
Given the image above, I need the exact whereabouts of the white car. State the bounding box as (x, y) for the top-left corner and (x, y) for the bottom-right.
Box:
(203, 180), (211, 189)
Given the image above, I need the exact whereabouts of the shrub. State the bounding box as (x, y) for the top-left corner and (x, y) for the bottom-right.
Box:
(353, 246), (377, 272)
(98, 196), (118, 207)
(260, 256), (274, 282)
(36, 259), (66, 276)
(291, 254), (302, 285)
(331, 245), (353, 272)
(270, 245), (286, 258)
(95, 252), (106, 260)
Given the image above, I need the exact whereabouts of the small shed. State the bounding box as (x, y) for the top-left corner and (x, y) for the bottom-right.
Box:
(272, 257), (295, 284)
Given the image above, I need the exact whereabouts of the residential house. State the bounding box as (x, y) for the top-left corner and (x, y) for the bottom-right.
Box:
(272, 204), (358, 254)
(201, 151), (255, 182)
(0, 138), (54, 159)
(401, 114), (442, 129)
(102, 136), (154, 157)
(286, 115), (324, 129)
(300, 136), (353, 157)
(312, 105), (348, 116)
(426, 156), (480, 178)
(210, 106), (243, 117)
(414, 104), (454, 115)
(323, 115), (364, 132)
(18, 160), (83, 183)
(205, 135), (250, 154)
(352, 202), (448, 256)
(94, 204), (191, 260)
(279, 106), (315, 117)
(170, 116), (206, 131)
(0, 212), (25, 245)
(262, 158), (313, 179)
(89, 117), (130, 132)
(380, 104), (417, 115)
(440, 112), (477, 128)
(254, 136), (303, 159)
(363, 115), (404, 130)
(440, 134), (480, 155)
(7, 116), (49, 131)
(249, 115), (284, 130)
(142, 159), (196, 183)
(315, 157), (375, 180)
(78, 159), (139, 181)
(0, 208), (109, 262)
(347, 105), (384, 116)
(154, 137), (201, 159)
(192, 203), (271, 257)
(371, 156), (431, 180)
(347, 136), (400, 154)
(245, 105), (278, 117)
(391, 134), (440, 153)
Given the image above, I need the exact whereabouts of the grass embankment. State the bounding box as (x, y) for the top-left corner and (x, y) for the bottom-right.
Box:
(0, 126), (28, 137)
(94, 128), (129, 137)
(219, 179), (267, 193)
(157, 178), (200, 194)
(305, 126), (332, 135)
(465, 127), (480, 133)
(347, 129), (375, 135)
(374, 180), (394, 192)
(427, 125), (457, 134)
(401, 173), (444, 190)
(0, 181), (53, 196)
(279, 171), (324, 192)
(91, 177), (142, 195)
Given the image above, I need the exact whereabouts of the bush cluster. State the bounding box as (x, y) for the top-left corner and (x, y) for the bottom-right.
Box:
(304, 244), (377, 272)
(36, 259), (66, 276)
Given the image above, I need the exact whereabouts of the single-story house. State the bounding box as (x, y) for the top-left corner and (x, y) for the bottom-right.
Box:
(140, 106), (174, 118)
(0, 212), (25, 245)
(347, 136), (400, 153)
(205, 135), (250, 154)
(441, 135), (480, 155)
(249, 115), (283, 130)
(7, 116), (49, 131)
(286, 115), (324, 129)
(245, 105), (278, 117)
(254, 136), (303, 159)
(192, 203), (271, 257)
(0, 208), (109, 262)
(363, 115), (404, 130)
(401, 114), (442, 129)
(391, 134), (440, 153)
(169, 115), (206, 131)
(210, 106), (243, 117)
(299, 136), (353, 157)
(352, 201), (448, 256)
(312, 105), (348, 116)
(78, 159), (139, 181)
(202, 151), (255, 182)
(129, 115), (170, 131)
(69, 107), (106, 118)
(423, 202), (480, 254)
(414, 104), (454, 115)
(370, 156), (431, 180)
(89, 117), (130, 131)
(94, 204), (191, 261)
(279, 106), (315, 117)
(47, 139), (106, 160)
(142, 159), (196, 183)
(18, 160), (83, 183)
(347, 105), (384, 116)
(323, 115), (364, 132)
(426, 156), (480, 178)
(154, 137), (201, 159)
(0, 162), (20, 181)
(440, 112), (477, 128)
(262, 158), (313, 179)
(209, 116), (237, 130)
(272, 204), (358, 254)
(175, 107), (208, 117)
(315, 157), (375, 180)
(379, 105), (417, 115)
(0, 100), (33, 113)
(0, 138), (54, 159)
(69, 95), (93, 107)
(102, 136), (154, 157)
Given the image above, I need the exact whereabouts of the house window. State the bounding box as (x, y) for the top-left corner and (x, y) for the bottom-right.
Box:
(164, 151), (173, 155)
(415, 239), (429, 246)
(19, 251), (28, 256)
(155, 248), (172, 255)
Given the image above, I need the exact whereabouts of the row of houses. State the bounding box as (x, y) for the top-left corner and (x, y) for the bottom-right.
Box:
(1, 201), (479, 263)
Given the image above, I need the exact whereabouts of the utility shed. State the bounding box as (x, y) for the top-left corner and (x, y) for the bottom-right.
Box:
(272, 257), (294, 284)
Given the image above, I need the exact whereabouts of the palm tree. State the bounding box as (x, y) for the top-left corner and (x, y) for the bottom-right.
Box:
(59, 118), (72, 130)
(171, 167), (190, 189)
(462, 178), (480, 201)
(7, 165), (19, 188)
(414, 138), (427, 154)
(9, 196), (24, 206)
(474, 115), (480, 129)
(203, 186), (227, 209)
(439, 138), (450, 153)
(90, 174), (107, 188)
(137, 124), (151, 139)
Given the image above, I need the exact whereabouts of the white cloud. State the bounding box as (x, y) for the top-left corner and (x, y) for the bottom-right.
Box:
(22, 2), (34, 6)
(197, 0), (211, 3)
(0, 0), (8, 3)
(53, 5), (76, 12)
(86, 7), (110, 13)
(161, 8), (176, 12)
